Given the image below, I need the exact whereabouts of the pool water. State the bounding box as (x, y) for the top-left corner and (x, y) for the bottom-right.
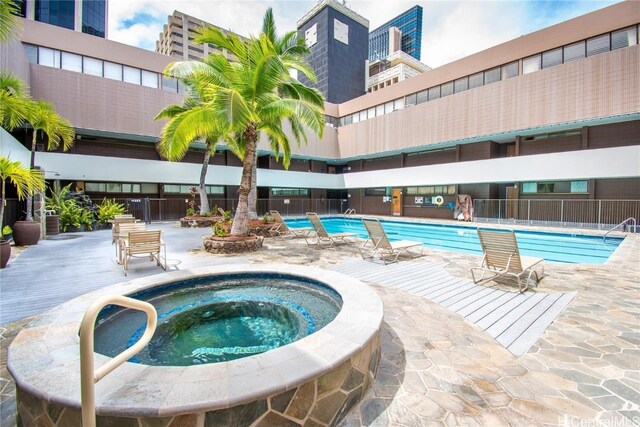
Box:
(94, 273), (342, 365)
(286, 217), (623, 264)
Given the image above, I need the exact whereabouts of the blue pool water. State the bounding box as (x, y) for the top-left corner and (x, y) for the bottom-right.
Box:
(286, 217), (623, 264)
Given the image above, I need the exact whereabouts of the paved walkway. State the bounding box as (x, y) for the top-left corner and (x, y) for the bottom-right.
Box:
(331, 259), (576, 356)
(0, 221), (638, 426)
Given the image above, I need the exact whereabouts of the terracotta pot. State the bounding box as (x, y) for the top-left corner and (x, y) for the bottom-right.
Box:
(0, 240), (11, 269)
(13, 221), (41, 246)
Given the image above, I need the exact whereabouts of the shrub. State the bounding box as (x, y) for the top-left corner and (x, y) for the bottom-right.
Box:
(97, 198), (126, 224)
(212, 219), (229, 237)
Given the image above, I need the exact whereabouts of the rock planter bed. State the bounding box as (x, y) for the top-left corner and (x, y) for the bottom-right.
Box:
(180, 216), (220, 227)
(203, 235), (264, 254)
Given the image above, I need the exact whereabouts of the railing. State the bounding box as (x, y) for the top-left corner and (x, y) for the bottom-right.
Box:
(604, 217), (637, 244)
(474, 199), (640, 231)
(344, 208), (356, 216)
(79, 295), (157, 427)
(96, 198), (347, 222)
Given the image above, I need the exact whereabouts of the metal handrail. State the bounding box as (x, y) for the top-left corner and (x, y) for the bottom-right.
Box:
(79, 295), (157, 427)
(604, 217), (637, 244)
(344, 208), (356, 216)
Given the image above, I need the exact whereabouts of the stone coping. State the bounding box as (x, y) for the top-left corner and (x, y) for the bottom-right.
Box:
(7, 264), (384, 417)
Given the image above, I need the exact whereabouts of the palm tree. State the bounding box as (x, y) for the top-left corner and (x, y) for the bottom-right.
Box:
(0, 157), (45, 235)
(0, 0), (20, 42)
(155, 83), (237, 215)
(166, 8), (325, 236)
(0, 71), (30, 131)
(24, 100), (75, 220)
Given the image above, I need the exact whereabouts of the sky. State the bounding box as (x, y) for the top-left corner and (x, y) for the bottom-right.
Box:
(107, 0), (621, 68)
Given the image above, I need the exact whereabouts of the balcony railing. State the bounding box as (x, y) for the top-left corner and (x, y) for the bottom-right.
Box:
(473, 199), (640, 231)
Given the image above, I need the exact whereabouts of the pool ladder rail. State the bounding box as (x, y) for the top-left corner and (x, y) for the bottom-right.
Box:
(344, 208), (356, 217)
(603, 217), (637, 245)
(79, 295), (157, 427)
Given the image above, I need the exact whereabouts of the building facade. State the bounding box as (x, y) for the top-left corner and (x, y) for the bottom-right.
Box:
(1, 2), (639, 225)
(12, 0), (107, 37)
(155, 10), (245, 61)
(368, 5), (422, 61)
(297, 0), (370, 104)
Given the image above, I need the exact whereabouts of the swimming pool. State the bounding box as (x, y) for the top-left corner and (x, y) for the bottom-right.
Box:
(285, 217), (623, 264)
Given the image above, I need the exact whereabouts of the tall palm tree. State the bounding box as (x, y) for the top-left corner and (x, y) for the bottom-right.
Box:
(166, 8), (325, 235)
(24, 100), (75, 220)
(0, 0), (20, 42)
(155, 83), (237, 215)
(0, 157), (45, 234)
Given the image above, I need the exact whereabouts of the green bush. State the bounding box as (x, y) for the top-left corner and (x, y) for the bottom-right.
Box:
(212, 219), (229, 237)
(59, 199), (94, 231)
(97, 198), (125, 224)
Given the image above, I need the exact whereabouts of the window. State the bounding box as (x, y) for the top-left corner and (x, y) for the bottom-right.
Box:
(542, 48), (563, 69)
(141, 70), (158, 88)
(563, 41), (585, 62)
(359, 110), (367, 121)
(406, 185), (456, 195)
(367, 107), (375, 119)
(189, 46), (204, 53)
(376, 104), (384, 116)
(141, 183), (158, 193)
(206, 185), (224, 194)
(122, 183), (141, 193)
(416, 90), (427, 104)
(522, 54), (541, 74)
(454, 77), (468, 93)
(38, 47), (60, 67)
(384, 101), (393, 113)
(61, 52), (82, 72)
(612, 26), (638, 50)
(440, 82), (453, 97)
(23, 44), (38, 64)
(352, 113), (360, 124)
(271, 188), (309, 196)
(341, 114), (353, 126)
(123, 66), (140, 84)
(364, 188), (387, 196)
(405, 93), (417, 107)
(162, 76), (178, 92)
(107, 183), (122, 193)
(483, 67), (501, 84)
(586, 34), (610, 56)
(85, 182), (106, 192)
(468, 72), (483, 89)
(83, 57), (103, 77)
(393, 98), (404, 111)
(104, 61), (122, 81)
(502, 61), (518, 79)
(428, 86), (440, 101)
(522, 181), (588, 194)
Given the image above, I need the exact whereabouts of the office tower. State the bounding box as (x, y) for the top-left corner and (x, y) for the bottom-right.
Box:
(297, 0), (369, 103)
(156, 11), (245, 61)
(15, 0), (107, 37)
(369, 5), (422, 61)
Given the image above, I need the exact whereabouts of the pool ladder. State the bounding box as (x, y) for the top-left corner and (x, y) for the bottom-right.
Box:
(603, 217), (637, 245)
(79, 295), (157, 427)
(344, 208), (356, 217)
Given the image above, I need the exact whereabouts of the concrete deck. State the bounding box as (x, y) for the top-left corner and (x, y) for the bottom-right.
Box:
(1, 221), (638, 426)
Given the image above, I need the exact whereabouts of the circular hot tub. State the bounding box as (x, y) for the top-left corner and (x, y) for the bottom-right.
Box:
(9, 264), (383, 426)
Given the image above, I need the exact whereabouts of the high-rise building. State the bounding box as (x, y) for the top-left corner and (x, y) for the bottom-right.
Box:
(369, 5), (422, 61)
(156, 11), (246, 61)
(297, 0), (369, 104)
(13, 0), (107, 38)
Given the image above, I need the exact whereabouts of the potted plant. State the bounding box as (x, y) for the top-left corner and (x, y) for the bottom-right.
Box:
(0, 156), (45, 265)
(0, 226), (12, 268)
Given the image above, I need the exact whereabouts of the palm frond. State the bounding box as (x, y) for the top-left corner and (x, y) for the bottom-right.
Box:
(157, 107), (222, 161)
(0, 0), (21, 42)
(0, 157), (45, 200)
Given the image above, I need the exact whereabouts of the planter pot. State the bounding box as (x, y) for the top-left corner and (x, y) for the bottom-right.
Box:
(203, 235), (264, 254)
(13, 221), (41, 246)
(46, 215), (60, 236)
(0, 240), (10, 269)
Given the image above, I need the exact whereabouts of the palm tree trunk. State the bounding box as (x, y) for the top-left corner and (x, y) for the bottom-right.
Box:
(230, 125), (257, 236)
(198, 145), (212, 214)
(248, 151), (258, 220)
(25, 130), (37, 221)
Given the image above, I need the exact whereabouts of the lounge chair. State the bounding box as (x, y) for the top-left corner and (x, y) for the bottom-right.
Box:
(269, 210), (312, 238)
(114, 222), (147, 261)
(304, 212), (358, 246)
(122, 230), (166, 276)
(111, 216), (137, 244)
(471, 229), (545, 292)
(359, 218), (424, 264)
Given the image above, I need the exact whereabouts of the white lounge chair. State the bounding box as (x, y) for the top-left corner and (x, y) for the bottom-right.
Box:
(122, 230), (166, 276)
(269, 210), (312, 238)
(114, 222), (147, 262)
(304, 212), (357, 246)
(359, 218), (424, 264)
(471, 228), (545, 292)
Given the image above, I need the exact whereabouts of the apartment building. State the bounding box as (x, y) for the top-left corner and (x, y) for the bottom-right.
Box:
(1, 1), (638, 223)
(12, 0), (107, 37)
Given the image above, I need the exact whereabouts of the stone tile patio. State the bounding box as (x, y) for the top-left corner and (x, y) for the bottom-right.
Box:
(0, 221), (638, 426)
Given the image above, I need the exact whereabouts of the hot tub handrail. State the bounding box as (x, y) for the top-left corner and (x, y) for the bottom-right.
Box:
(79, 295), (157, 427)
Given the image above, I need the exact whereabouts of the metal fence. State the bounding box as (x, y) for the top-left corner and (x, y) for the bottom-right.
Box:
(98, 198), (347, 222)
(473, 199), (640, 231)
